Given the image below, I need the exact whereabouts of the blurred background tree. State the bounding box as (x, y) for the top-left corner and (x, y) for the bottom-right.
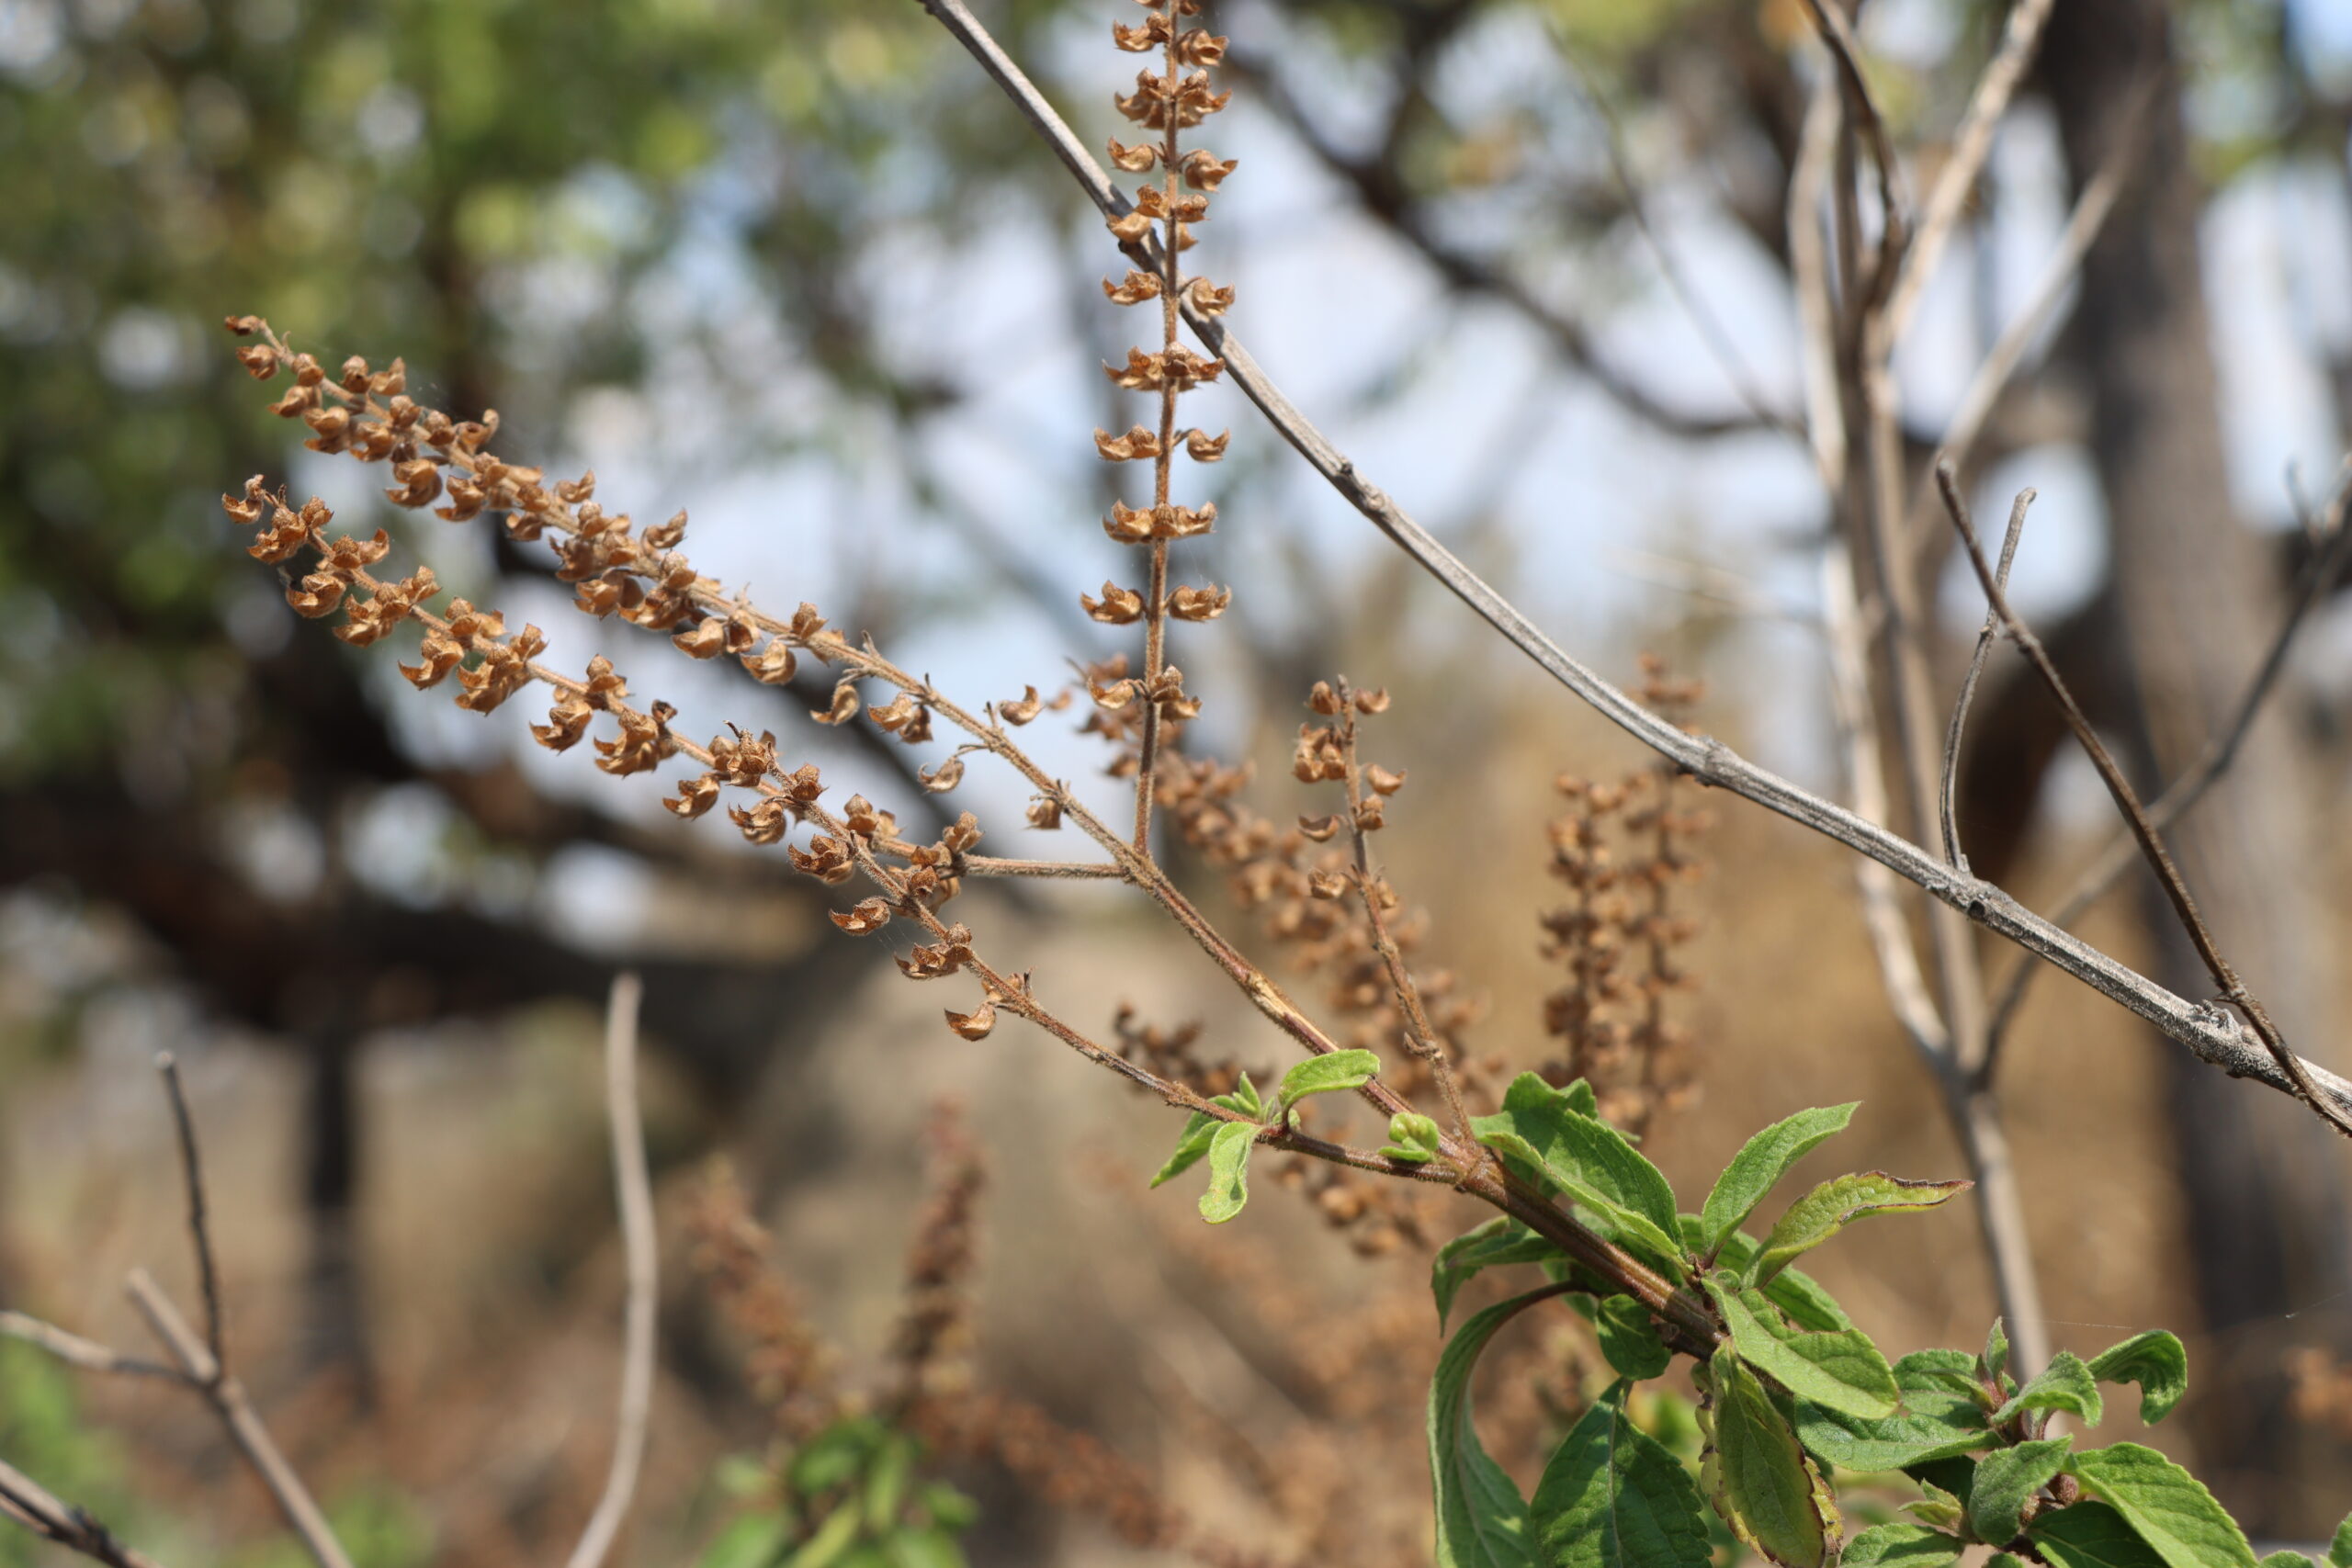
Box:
(5, 0), (2352, 1551)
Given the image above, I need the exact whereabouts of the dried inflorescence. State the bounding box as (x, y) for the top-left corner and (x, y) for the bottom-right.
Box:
(1092, 0), (1237, 844)
(892, 1103), (986, 1402)
(684, 1160), (845, 1442)
(1539, 657), (1713, 1139)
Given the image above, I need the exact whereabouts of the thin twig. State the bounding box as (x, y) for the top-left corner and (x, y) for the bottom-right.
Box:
(0, 1457), (164, 1568)
(1882, 0), (2057, 345)
(155, 1053), (224, 1375)
(566, 974), (658, 1568)
(0, 1311), (191, 1383)
(918, 0), (2352, 1134)
(1940, 487), (2034, 872)
(1984, 466), (2352, 1066)
(124, 1271), (356, 1568)
(1936, 464), (2352, 1139)
(1800, 0), (1907, 309)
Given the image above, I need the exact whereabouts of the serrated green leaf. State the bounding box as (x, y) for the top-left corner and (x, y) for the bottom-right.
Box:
(2085, 1332), (2188, 1426)
(783, 1502), (863, 1568)
(1433, 1219), (1566, 1329)
(1595, 1297), (1672, 1381)
(696, 1511), (794, 1568)
(2331, 1514), (2352, 1568)
(2030, 1500), (2171, 1568)
(1843, 1524), (1964, 1568)
(1703, 1348), (1838, 1568)
(1383, 1111), (1444, 1163)
(1431, 1290), (1558, 1568)
(1564, 1078), (1601, 1119)
(1532, 1381), (1713, 1568)
(1475, 1075), (1684, 1277)
(1277, 1048), (1382, 1115)
(1969, 1438), (2071, 1545)
(1199, 1121), (1254, 1223)
(2066, 1444), (2255, 1568)
(1705, 1278), (1896, 1420)
(1698, 1105), (1859, 1258)
(1795, 1349), (1992, 1472)
(1749, 1173), (1970, 1287)
(1992, 1351), (2104, 1429)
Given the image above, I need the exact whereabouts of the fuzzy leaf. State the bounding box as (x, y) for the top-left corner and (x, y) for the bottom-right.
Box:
(1749, 1174), (1971, 1287)
(1198, 1121), (1254, 1224)
(1795, 1349), (1992, 1472)
(2066, 1444), (2255, 1568)
(1532, 1382), (1713, 1568)
(1906, 1481), (1966, 1533)
(2259, 1556), (2315, 1568)
(1700, 1226), (1854, 1332)
(1843, 1525), (1964, 1568)
(1703, 1348), (1838, 1568)
(1475, 1074), (1683, 1277)
(1698, 1104), (1858, 1257)
(1432, 1220), (1566, 1330)
(2332, 1515), (2352, 1568)
(1992, 1351), (2104, 1429)
(1150, 1077), (1263, 1189)
(1984, 1319), (2014, 1391)
(2031, 1501), (2171, 1568)
(1706, 1279), (1897, 1420)
(1969, 1438), (2071, 1546)
(1431, 1290), (1556, 1568)
(1277, 1048), (1381, 1113)
(1594, 1297), (1672, 1381)
(2085, 1332), (2188, 1426)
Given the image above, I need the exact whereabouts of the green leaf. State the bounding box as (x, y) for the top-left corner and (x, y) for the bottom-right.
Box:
(2331, 1514), (2352, 1568)
(865, 1436), (912, 1531)
(1697, 1104), (1859, 1258)
(2259, 1556), (2315, 1568)
(884, 1531), (967, 1568)
(1150, 1076), (1265, 1188)
(1198, 1121), (1254, 1224)
(1430, 1290), (1558, 1568)
(1595, 1297), (1672, 1381)
(696, 1512), (794, 1568)
(1984, 1320), (2013, 1392)
(1795, 1350), (1992, 1472)
(1701, 1225), (1855, 1332)
(1433, 1219), (1566, 1329)
(2066, 1444), (2256, 1568)
(1906, 1480), (1966, 1533)
(790, 1418), (883, 1495)
(1531, 1381), (1713, 1568)
(2030, 1500), (2171, 1568)
(917, 1483), (977, 1534)
(783, 1502), (863, 1568)
(1475, 1074), (1684, 1276)
(1969, 1438), (2070, 1545)
(1749, 1173), (1971, 1287)
(1276, 1048), (1382, 1116)
(1704, 1278), (1897, 1420)
(2085, 1333), (2188, 1426)
(1383, 1111), (1444, 1163)
(1991, 1351), (2104, 1429)
(1702, 1348), (1838, 1568)
(1843, 1525), (1964, 1568)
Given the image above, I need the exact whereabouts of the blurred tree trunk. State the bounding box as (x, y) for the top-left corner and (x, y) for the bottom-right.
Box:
(2041, 0), (2352, 1528)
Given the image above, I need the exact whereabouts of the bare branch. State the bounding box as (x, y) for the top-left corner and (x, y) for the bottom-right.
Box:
(1883, 0), (2057, 344)
(1984, 467), (2352, 1062)
(567, 974), (659, 1568)
(1941, 487), (2034, 873)
(0, 1457), (164, 1568)
(1937, 464), (2352, 1138)
(1799, 0), (1908, 308)
(0, 1312), (189, 1383)
(918, 0), (2352, 1134)
(124, 1272), (356, 1568)
(155, 1053), (224, 1374)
